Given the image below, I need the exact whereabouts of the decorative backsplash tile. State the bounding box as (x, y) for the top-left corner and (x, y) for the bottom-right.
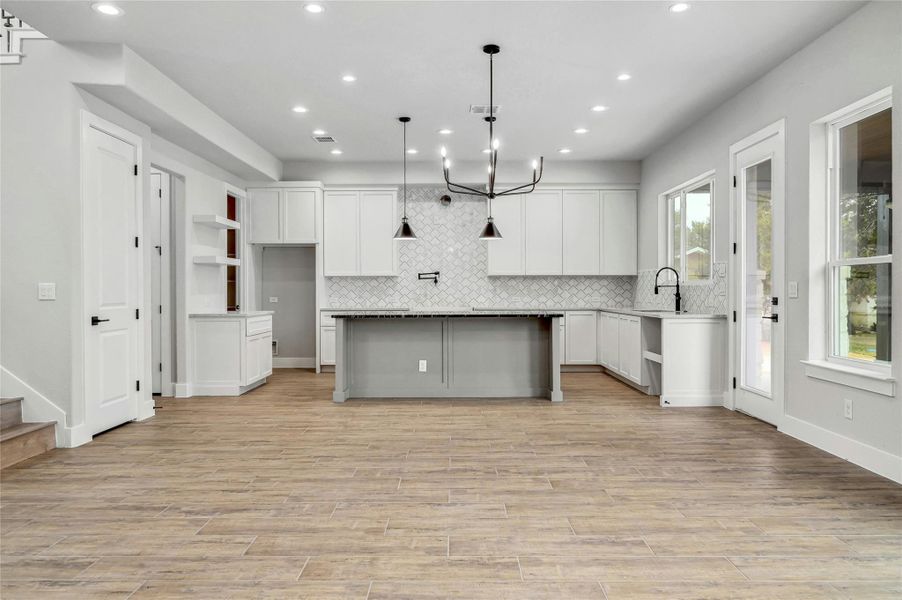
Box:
(634, 261), (728, 314)
(325, 185), (635, 309)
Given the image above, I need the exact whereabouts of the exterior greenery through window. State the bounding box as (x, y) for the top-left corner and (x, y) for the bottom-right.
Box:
(829, 101), (892, 366)
(667, 177), (713, 281)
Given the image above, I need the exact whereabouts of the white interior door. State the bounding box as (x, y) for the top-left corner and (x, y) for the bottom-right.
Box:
(151, 172), (162, 394)
(732, 123), (784, 426)
(84, 124), (140, 435)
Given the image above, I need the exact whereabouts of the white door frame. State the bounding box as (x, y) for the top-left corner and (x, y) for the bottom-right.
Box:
(727, 119), (786, 426)
(78, 110), (151, 442)
(151, 168), (174, 397)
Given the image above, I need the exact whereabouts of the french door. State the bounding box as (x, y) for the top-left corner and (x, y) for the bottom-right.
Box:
(731, 122), (785, 426)
(83, 121), (140, 435)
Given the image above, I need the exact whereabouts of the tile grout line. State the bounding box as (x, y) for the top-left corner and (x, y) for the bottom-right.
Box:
(295, 556), (310, 581)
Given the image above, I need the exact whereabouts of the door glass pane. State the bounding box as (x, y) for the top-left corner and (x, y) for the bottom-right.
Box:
(834, 263), (892, 363)
(838, 108), (892, 259)
(685, 183), (712, 280)
(743, 160), (773, 396)
(669, 194), (681, 275)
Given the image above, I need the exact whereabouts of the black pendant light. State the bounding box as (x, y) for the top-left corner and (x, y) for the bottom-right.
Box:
(440, 44), (545, 240)
(393, 116), (417, 240)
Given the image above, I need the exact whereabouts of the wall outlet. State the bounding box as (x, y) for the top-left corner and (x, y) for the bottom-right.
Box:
(37, 282), (56, 300)
(788, 281), (799, 299)
(844, 398), (853, 420)
(418, 359), (427, 373)
(269, 297), (279, 303)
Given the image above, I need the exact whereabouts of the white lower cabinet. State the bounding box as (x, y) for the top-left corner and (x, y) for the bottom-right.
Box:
(564, 311), (597, 364)
(600, 312), (621, 370)
(191, 313), (273, 395)
(618, 315), (642, 383)
(321, 326), (336, 365)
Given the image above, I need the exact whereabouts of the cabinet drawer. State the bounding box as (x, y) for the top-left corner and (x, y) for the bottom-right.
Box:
(246, 315), (273, 336)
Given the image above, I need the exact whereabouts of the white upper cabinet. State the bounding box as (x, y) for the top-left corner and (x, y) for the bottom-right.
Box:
(359, 191), (398, 275)
(563, 190), (601, 275)
(524, 190), (563, 275)
(323, 189), (398, 277)
(601, 190), (638, 275)
(487, 194), (524, 275)
(248, 186), (318, 244)
(249, 188), (281, 244)
(283, 189), (317, 243)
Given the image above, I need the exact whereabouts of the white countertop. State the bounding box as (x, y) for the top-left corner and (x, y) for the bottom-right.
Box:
(598, 307), (726, 320)
(322, 306), (725, 319)
(189, 311), (274, 318)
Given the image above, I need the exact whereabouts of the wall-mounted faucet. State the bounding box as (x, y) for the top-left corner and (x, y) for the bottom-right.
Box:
(418, 271), (440, 286)
(654, 267), (682, 313)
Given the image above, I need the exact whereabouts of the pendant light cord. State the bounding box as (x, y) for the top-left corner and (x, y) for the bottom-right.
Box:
(402, 120), (407, 219)
(487, 51), (494, 218)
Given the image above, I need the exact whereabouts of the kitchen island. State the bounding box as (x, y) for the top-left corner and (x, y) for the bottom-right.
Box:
(330, 311), (563, 402)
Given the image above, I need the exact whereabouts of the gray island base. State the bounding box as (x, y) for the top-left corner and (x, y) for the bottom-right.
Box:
(331, 311), (564, 403)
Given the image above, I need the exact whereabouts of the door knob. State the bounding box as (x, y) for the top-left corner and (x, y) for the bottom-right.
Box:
(91, 316), (110, 326)
(761, 314), (779, 323)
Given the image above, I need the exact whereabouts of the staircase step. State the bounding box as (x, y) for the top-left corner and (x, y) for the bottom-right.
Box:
(1, 421), (55, 469)
(0, 397), (24, 430)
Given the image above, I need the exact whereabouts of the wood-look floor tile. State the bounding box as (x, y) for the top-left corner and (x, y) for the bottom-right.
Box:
(367, 580), (606, 599)
(0, 579), (143, 599)
(829, 581), (902, 599)
(40, 534), (255, 558)
(730, 556), (902, 580)
(837, 535), (902, 557)
(643, 533), (856, 557)
(600, 581), (844, 599)
(449, 535), (653, 557)
(519, 556), (746, 581)
(78, 556), (308, 581)
(246, 533), (448, 556)
(300, 556), (521, 581)
(0, 556), (97, 580)
(128, 579), (372, 599)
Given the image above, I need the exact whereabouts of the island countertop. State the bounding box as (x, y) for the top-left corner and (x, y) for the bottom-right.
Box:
(330, 310), (564, 319)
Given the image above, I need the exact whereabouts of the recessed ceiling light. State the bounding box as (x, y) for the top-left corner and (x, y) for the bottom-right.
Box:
(407, 149), (418, 154)
(92, 2), (123, 16)
(669, 3), (690, 13)
(342, 74), (356, 83)
(617, 73), (632, 81)
(304, 3), (325, 14)
(558, 148), (572, 154)
(437, 129), (453, 135)
(574, 128), (589, 134)
(591, 105), (608, 112)
(312, 129), (326, 136)
(330, 149), (342, 155)
(292, 105), (308, 113)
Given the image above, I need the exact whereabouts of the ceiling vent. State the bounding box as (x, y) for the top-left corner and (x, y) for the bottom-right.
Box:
(469, 104), (501, 115)
(312, 135), (336, 143)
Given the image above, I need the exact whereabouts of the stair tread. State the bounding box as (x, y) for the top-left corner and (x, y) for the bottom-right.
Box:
(0, 397), (24, 405)
(1, 421), (56, 442)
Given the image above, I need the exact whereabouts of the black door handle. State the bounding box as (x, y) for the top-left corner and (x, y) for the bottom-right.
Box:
(91, 316), (110, 326)
(761, 314), (779, 322)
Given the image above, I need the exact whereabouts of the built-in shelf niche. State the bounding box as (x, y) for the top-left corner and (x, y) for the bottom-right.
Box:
(194, 256), (240, 266)
(193, 214), (240, 230)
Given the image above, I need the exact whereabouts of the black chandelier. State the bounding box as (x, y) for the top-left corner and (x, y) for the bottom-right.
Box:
(440, 44), (544, 240)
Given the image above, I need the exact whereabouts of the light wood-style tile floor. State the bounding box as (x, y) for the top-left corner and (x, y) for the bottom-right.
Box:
(1, 369), (900, 599)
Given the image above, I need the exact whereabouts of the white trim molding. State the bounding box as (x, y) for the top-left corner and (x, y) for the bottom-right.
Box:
(273, 357), (316, 369)
(0, 365), (89, 448)
(801, 359), (895, 397)
(780, 414), (902, 484)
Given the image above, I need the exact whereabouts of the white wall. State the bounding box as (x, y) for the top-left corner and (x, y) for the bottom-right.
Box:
(638, 1), (902, 477)
(261, 247), (317, 363)
(282, 159), (640, 187)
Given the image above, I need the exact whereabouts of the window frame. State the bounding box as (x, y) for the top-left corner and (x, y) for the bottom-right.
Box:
(663, 171), (716, 284)
(825, 95), (892, 373)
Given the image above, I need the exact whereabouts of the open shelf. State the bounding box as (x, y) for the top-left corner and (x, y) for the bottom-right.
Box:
(193, 215), (240, 230)
(194, 256), (240, 266)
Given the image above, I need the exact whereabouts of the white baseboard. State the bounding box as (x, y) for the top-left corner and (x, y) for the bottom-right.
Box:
(660, 393), (724, 407)
(191, 379), (266, 397)
(780, 414), (902, 484)
(174, 382), (193, 398)
(273, 357), (315, 369)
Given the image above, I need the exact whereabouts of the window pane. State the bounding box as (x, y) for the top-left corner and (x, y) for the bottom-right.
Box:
(685, 182), (711, 280)
(669, 194), (681, 274)
(838, 108), (892, 259)
(834, 263), (892, 363)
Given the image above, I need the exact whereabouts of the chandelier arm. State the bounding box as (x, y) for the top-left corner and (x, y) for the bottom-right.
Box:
(442, 166), (487, 196)
(496, 183), (537, 197)
(446, 185), (488, 197)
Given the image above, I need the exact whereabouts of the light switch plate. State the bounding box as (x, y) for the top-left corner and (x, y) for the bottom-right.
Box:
(269, 297), (278, 303)
(844, 398), (853, 420)
(418, 359), (427, 373)
(38, 283), (56, 300)
(788, 281), (799, 299)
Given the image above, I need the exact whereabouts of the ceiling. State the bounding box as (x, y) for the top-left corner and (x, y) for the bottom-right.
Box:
(7, 1), (863, 162)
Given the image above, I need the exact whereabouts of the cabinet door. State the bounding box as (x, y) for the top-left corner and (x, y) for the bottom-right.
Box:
(260, 332), (273, 378)
(323, 191), (359, 276)
(560, 322), (567, 364)
(321, 326), (336, 365)
(563, 190), (600, 275)
(249, 188), (281, 244)
(524, 190), (563, 275)
(283, 189), (317, 243)
(602, 313), (620, 370)
(487, 194), (524, 275)
(565, 311), (597, 364)
(245, 333), (264, 384)
(601, 191), (638, 275)
(619, 316), (641, 382)
(359, 191), (397, 275)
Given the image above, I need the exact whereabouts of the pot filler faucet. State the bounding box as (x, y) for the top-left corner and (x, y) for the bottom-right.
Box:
(418, 271), (440, 286)
(654, 267), (682, 313)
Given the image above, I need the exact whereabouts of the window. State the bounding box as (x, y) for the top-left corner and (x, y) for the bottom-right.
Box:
(828, 99), (892, 367)
(666, 175), (714, 281)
